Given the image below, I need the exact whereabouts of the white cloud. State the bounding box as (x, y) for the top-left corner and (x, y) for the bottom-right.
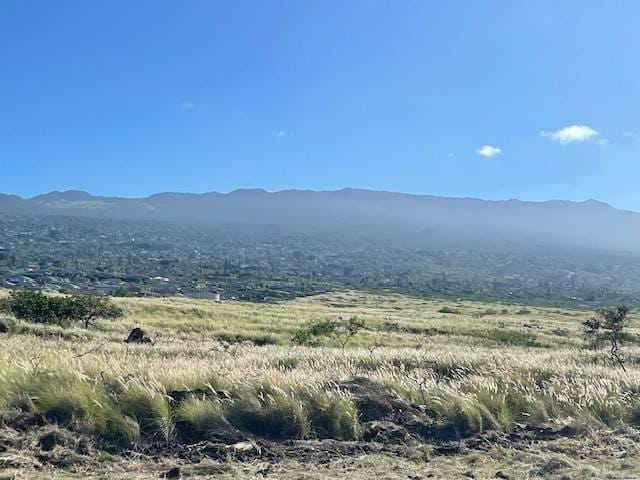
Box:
(276, 131), (286, 137)
(476, 145), (502, 157)
(540, 124), (599, 144)
(597, 138), (609, 146)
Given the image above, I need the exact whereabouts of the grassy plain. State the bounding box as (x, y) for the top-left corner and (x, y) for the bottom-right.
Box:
(2, 290), (640, 479)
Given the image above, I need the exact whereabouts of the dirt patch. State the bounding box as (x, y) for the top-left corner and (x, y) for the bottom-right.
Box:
(338, 377), (460, 442)
(339, 378), (415, 422)
(9, 411), (47, 432)
(163, 437), (413, 465)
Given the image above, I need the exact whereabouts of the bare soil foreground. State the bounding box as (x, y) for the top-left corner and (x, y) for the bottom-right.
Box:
(2, 291), (640, 479)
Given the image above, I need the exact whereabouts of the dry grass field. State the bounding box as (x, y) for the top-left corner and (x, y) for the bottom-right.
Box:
(2, 290), (640, 479)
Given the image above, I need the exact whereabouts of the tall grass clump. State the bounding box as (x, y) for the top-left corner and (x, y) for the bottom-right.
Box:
(89, 403), (140, 449)
(174, 397), (237, 442)
(118, 382), (174, 443)
(304, 392), (361, 440)
(30, 375), (99, 426)
(226, 385), (310, 440)
(475, 390), (549, 430)
(423, 389), (498, 435)
(587, 397), (626, 428)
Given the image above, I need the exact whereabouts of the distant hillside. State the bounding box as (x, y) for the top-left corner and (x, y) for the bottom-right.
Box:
(2, 188), (640, 254)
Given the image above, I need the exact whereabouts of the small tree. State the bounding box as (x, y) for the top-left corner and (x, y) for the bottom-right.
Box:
(2, 291), (65, 324)
(2, 290), (123, 328)
(292, 319), (338, 346)
(66, 295), (124, 329)
(583, 306), (629, 371)
(337, 316), (366, 350)
(112, 286), (133, 297)
(292, 316), (366, 349)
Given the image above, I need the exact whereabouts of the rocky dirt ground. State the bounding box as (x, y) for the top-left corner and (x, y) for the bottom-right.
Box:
(3, 422), (640, 479)
(2, 379), (640, 479)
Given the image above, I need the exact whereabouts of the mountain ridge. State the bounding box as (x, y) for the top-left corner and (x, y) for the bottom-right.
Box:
(2, 188), (638, 254)
(1, 188), (619, 209)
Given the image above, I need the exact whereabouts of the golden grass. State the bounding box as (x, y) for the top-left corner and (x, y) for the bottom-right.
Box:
(2, 292), (640, 419)
(2, 290), (640, 477)
(109, 290), (613, 348)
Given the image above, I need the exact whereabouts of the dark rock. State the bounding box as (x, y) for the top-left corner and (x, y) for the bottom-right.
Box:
(10, 412), (46, 432)
(495, 472), (510, 479)
(174, 419), (245, 445)
(433, 443), (462, 455)
(533, 458), (571, 476)
(162, 466), (181, 479)
(76, 437), (91, 455)
(0, 318), (10, 333)
(39, 432), (59, 451)
(363, 421), (414, 444)
(125, 327), (153, 344)
(38, 429), (75, 452)
(511, 423), (578, 441)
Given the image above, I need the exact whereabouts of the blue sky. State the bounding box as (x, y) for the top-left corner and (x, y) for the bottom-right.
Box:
(2, 1), (640, 209)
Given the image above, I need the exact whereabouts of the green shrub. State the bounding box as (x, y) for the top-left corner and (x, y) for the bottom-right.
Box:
(438, 306), (459, 314)
(551, 328), (570, 337)
(2, 290), (123, 328)
(4, 291), (68, 325)
(112, 286), (133, 297)
(292, 317), (365, 348)
(213, 332), (280, 346)
(292, 319), (339, 346)
(481, 329), (541, 348)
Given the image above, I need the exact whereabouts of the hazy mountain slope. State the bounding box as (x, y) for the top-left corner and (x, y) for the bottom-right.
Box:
(2, 188), (639, 254)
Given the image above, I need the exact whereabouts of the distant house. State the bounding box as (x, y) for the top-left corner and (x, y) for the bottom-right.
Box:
(5, 275), (38, 287)
(94, 277), (125, 294)
(181, 290), (219, 300)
